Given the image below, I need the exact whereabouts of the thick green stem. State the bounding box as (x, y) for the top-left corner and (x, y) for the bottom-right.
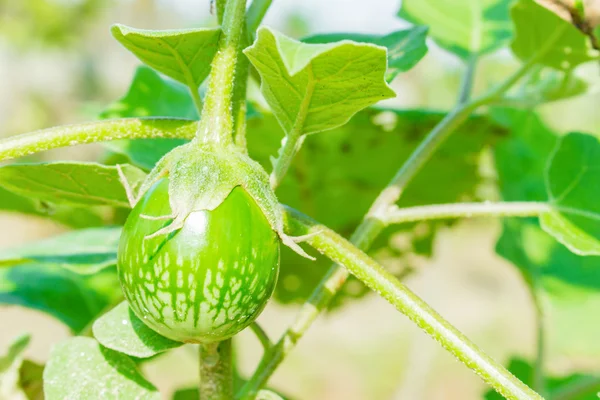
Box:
(280, 208), (542, 400)
(0, 118), (196, 162)
(197, 0), (248, 145)
(199, 340), (233, 400)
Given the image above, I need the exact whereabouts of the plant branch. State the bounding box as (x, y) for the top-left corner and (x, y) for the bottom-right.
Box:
(277, 208), (543, 400)
(529, 280), (547, 396)
(250, 322), (272, 351)
(383, 202), (551, 225)
(197, 0), (248, 145)
(457, 53), (478, 104)
(247, 0), (272, 34)
(199, 340), (233, 400)
(0, 118), (196, 163)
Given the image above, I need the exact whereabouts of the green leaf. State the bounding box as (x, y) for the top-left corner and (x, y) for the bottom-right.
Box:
(100, 66), (198, 120)
(0, 187), (105, 229)
(303, 26), (429, 82)
(398, 0), (512, 59)
(0, 162), (146, 208)
(541, 133), (600, 255)
(105, 140), (188, 171)
(0, 227), (121, 274)
(510, 0), (599, 70)
(244, 27), (395, 136)
(484, 358), (600, 399)
(0, 265), (121, 332)
(0, 334), (30, 400)
(247, 108), (506, 305)
(111, 24), (221, 90)
(93, 301), (182, 358)
(44, 337), (159, 400)
(493, 108), (600, 357)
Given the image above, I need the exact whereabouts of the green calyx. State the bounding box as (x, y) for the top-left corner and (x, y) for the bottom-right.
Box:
(136, 141), (312, 258)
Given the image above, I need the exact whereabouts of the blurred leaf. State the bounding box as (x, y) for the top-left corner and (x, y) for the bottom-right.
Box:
(0, 162), (146, 208)
(44, 337), (159, 400)
(111, 24), (221, 90)
(511, 0), (599, 70)
(541, 133), (600, 255)
(246, 108), (506, 304)
(244, 27), (395, 136)
(484, 358), (600, 399)
(303, 26), (429, 81)
(512, 68), (589, 105)
(100, 66), (198, 120)
(18, 360), (44, 400)
(0, 334), (30, 400)
(105, 139), (187, 171)
(0, 187), (105, 228)
(494, 108), (600, 357)
(0, 0), (105, 48)
(93, 302), (182, 358)
(0, 227), (121, 274)
(398, 0), (512, 59)
(0, 265), (121, 333)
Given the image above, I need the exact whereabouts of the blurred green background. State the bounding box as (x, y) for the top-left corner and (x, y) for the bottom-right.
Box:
(1, 1), (600, 399)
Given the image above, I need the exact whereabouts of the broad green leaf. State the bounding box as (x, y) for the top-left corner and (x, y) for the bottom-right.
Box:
(493, 108), (600, 357)
(0, 162), (146, 208)
(111, 24), (221, 90)
(247, 108), (506, 305)
(244, 27), (395, 136)
(303, 26), (429, 82)
(0, 187), (105, 228)
(44, 337), (159, 400)
(484, 358), (600, 399)
(93, 302), (181, 358)
(541, 133), (600, 255)
(0, 334), (30, 400)
(0, 227), (121, 274)
(0, 265), (121, 333)
(511, 0), (599, 70)
(100, 66), (198, 120)
(398, 0), (512, 59)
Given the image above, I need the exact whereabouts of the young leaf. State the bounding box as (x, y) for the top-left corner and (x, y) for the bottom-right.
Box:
(484, 358), (600, 399)
(541, 132), (600, 255)
(0, 334), (30, 400)
(44, 337), (160, 400)
(0, 266), (121, 333)
(111, 24), (221, 91)
(100, 66), (198, 120)
(303, 26), (429, 82)
(93, 301), (182, 358)
(0, 227), (121, 274)
(0, 162), (146, 208)
(398, 0), (512, 59)
(0, 187), (105, 229)
(244, 27), (395, 137)
(511, 0), (599, 70)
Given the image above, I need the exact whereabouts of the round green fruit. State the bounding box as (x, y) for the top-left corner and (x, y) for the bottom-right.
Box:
(118, 178), (280, 343)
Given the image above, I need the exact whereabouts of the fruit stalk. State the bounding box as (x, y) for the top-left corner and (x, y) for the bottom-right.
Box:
(199, 340), (233, 400)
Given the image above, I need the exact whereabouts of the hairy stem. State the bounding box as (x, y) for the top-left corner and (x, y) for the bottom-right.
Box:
(0, 118), (196, 162)
(383, 202), (551, 225)
(280, 208), (543, 400)
(199, 340), (233, 400)
(197, 0), (248, 145)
